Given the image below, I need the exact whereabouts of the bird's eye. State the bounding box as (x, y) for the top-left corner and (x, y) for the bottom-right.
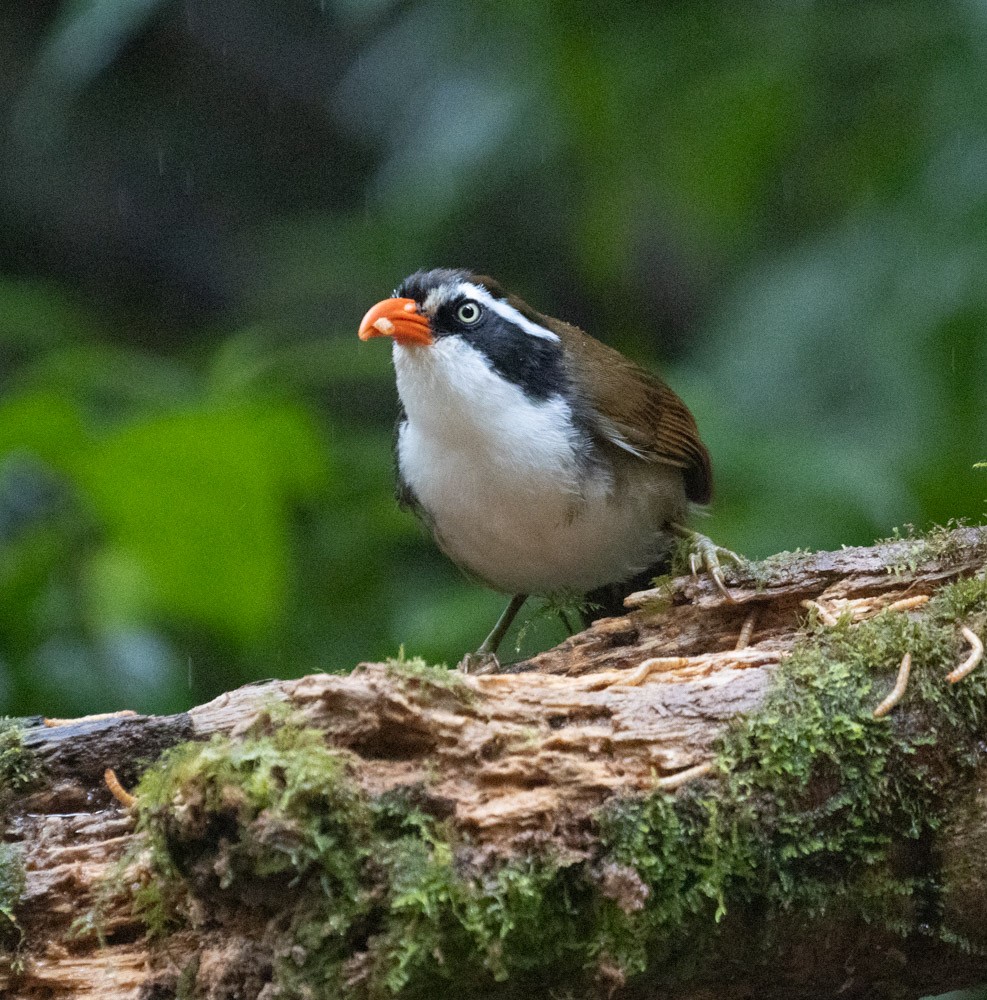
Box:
(455, 301), (482, 325)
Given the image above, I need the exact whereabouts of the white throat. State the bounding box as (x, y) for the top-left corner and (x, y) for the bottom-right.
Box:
(393, 337), (580, 492)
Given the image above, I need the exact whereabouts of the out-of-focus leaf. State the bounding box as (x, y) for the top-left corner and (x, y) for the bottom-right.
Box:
(0, 529), (68, 662)
(20, 345), (199, 411)
(0, 454), (67, 543)
(77, 403), (330, 643)
(8, 0), (167, 155)
(0, 278), (104, 349)
(692, 200), (987, 553)
(0, 390), (90, 471)
(81, 546), (156, 630)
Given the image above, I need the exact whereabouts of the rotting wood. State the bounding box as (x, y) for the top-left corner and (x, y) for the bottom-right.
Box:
(518, 525), (987, 676)
(1, 525), (986, 1000)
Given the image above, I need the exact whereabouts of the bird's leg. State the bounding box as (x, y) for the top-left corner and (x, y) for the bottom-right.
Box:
(670, 523), (743, 602)
(458, 593), (528, 674)
(478, 593), (528, 655)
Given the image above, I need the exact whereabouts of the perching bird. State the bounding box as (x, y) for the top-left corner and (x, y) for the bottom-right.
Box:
(358, 268), (738, 671)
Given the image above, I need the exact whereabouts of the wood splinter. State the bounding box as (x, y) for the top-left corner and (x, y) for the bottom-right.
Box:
(616, 656), (689, 687)
(44, 709), (138, 727)
(655, 760), (715, 791)
(873, 652), (912, 719)
(104, 768), (137, 808)
(947, 626), (983, 684)
(801, 599), (839, 627)
(608, 648), (784, 689)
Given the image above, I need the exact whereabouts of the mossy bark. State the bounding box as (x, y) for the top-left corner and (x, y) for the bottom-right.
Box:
(1, 526), (986, 1000)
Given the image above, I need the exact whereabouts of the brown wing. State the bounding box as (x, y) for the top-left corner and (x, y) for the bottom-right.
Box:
(539, 309), (712, 505)
(470, 275), (713, 504)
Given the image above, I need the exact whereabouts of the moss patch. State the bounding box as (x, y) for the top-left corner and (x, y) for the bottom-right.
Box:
(598, 572), (987, 975)
(0, 721), (38, 964)
(128, 574), (987, 998)
(0, 843), (25, 955)
(880, 520), (987, 576)
(744, 546), (814, 589)
(0, 718), (40, 810)
(132, 711), (597, 997)
(382, 649), (472, 701)
(636, 572), (677, 615)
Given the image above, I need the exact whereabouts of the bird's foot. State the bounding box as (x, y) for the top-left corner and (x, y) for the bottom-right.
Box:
(461, 594), (527, 674)
(671, 524), (744, 601)
(457, 651), (502, 675)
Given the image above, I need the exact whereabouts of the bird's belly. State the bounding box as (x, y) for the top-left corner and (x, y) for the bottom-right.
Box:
(399, 423), (681, 595)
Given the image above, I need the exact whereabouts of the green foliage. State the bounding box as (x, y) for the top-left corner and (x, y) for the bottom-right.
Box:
(80, 401), (328, 641)
(1, 387), (327, 643)
(2, 0), (987, 716)
(0, 298), (334, 712)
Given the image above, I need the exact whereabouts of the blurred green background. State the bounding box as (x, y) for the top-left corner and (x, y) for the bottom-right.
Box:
(1, 0), (985, 719)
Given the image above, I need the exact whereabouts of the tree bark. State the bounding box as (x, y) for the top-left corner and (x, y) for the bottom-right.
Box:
(2, 527), (986, 1000)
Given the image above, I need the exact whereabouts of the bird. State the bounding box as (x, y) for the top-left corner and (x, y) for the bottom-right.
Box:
(358, 268), (739, 671)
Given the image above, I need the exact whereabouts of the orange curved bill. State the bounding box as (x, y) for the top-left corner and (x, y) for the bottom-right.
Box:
(358, 297), (433, 346)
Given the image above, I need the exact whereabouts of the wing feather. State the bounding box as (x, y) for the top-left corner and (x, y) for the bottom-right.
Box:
(533, 310), (713, 505)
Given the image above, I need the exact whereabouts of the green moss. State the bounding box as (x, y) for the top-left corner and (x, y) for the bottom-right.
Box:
(0, 843), (25, 954)
(663, 544), (814, 596)
(0, 718), (40, 807)
(127, 571), (987, 997)
(174, 956), (201, 999)
(132, 713), (598, 997)
(597, 572), (987, 974)
(636, 573), (676, 615)
(936, 772), (987, 951)
(880, 520), (987, 576)
(382, 648), (474, 701)
(324, 824), (591, 998)
(666, 535), (699, 577)
(0, 716), (39, 959)
(136, 709), (370, 886)
(644, 543), (813, 604)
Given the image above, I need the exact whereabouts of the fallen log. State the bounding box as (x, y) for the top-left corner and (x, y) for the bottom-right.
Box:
(1, 524), (986, 999)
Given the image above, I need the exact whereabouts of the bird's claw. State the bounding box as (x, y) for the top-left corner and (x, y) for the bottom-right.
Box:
(457, 651), (501, 675)
(675, 526), (743, 602)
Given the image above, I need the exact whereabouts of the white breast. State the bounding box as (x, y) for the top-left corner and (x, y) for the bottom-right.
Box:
(394, 337), (685, 595)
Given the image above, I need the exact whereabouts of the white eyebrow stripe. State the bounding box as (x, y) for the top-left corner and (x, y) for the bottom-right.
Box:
(459, 282), (560, 342)
(423, 285), (450, 313)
